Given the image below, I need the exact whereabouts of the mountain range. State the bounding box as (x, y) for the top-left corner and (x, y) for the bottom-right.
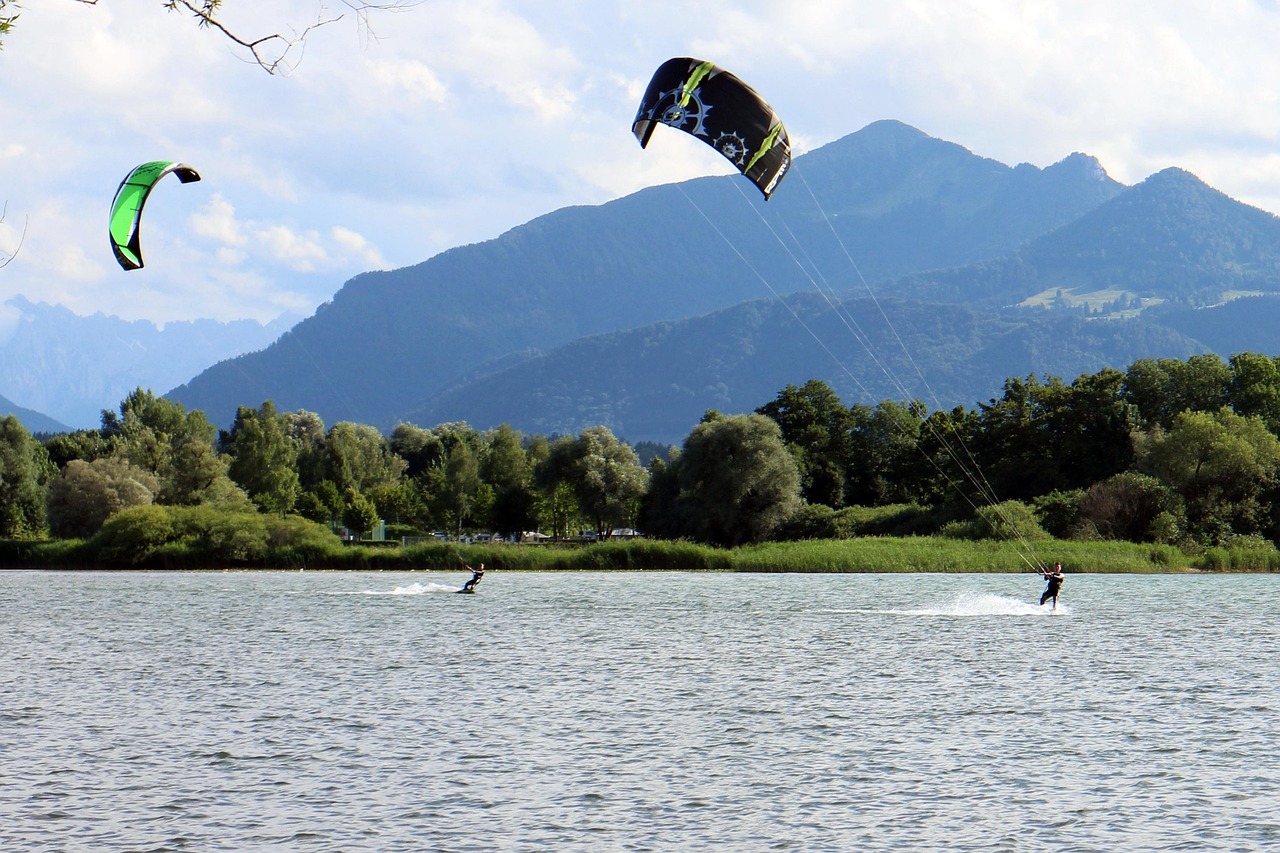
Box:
(164, 121), (1137, 435)
(12, 120), (1280, 444)
(0, 296), (291, 429)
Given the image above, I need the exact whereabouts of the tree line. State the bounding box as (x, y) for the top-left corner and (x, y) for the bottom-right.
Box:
(5, 351), (1280, 554)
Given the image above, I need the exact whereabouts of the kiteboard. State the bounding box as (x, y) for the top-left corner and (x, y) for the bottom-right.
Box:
(456, 587), (477, 594)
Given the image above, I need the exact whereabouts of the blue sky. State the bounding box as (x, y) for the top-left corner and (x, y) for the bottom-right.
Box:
(5, 0), (1280, 325)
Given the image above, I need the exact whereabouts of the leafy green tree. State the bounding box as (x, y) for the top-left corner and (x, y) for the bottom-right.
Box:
(438, 440), (483, 537)
(389, 423), (443, 478)
(296, 478), (343, 525)
(539, 480), (580, 540)
(162, 434), (250, 509)
(968, 500), (1049, 542)
(366, 480), (431, 532)
(900, 405), (979, 507)
(483, 424), (539, 537)
(342, 492), (380, 539)
(223, 401), (300, 514)
(537, 427), (648, 538)
(43, 429), (109, 469)
(323, 421), (407, 495)
(285, 409), (328, 488)
(848, 399), (927, 506)
(658, 413), (802, 547)
(970, 371), (1136, 502)
(0, 414), (51, 537)
(45, 457), (160, 538)
(757, 379), (855, 508)
(1076, 472), (1182, 543)
(1139, 408), (1280, 542)
(1122, 354), (1230, 429)
(1227, 352), (1280, 433)
(99, 388), (241, 507)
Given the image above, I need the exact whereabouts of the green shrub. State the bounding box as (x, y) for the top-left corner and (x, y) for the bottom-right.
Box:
(93, 505), (176, 564)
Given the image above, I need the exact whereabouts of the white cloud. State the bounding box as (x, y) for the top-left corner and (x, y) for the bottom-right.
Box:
(189, 195), (248, 247)
(258, 225), (330, 272)
(9, 0), (1280, 326)
(330, 226), (389, 269)
(368, 59), (450, 103)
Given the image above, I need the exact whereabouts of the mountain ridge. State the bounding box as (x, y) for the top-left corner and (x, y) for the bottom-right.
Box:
(166, 120), (1132, 429)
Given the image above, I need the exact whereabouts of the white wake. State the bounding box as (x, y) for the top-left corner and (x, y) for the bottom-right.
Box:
(844, 591), (1070, 617)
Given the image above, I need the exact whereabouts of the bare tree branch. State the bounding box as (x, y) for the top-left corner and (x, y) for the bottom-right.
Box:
(0, 201), (28, 270)
(58, 1), (423, 75)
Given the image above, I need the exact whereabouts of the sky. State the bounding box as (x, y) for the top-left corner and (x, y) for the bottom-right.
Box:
(5, 0), (1280, 326)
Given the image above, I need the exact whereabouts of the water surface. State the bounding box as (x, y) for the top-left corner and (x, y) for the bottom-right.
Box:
(2, 570), (1277, 851)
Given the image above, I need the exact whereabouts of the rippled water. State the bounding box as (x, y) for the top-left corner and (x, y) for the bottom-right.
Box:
(2, 570), (1278, 851)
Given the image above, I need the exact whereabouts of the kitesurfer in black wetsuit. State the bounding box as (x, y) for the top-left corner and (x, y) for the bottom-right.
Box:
(462, 562), (485, 591)
(1040, 562), (1064, 609)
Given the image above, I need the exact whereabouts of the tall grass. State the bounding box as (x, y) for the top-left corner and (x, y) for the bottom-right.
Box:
(4, 533), (1260, 573)
(729, 537), (1192, 573)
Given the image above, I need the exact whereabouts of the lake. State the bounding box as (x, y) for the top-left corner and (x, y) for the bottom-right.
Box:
(2, 569), (1277, 851)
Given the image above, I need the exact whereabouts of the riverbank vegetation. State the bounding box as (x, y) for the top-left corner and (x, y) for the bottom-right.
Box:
(10, 525), (1280, 571)
(5, 352), (1280, 571)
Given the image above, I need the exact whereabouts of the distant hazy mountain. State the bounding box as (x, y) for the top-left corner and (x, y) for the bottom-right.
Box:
(166, 121), (1124, 429)
(0, 391), (70, 435)
(888, 167), (1280, 308)
(0, 296), (292, 429)
(415, 161), (1280, 442)
(403, 295), (1208, 444)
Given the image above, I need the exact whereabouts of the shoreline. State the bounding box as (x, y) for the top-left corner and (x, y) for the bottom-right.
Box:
(3, 534), (1267, 573)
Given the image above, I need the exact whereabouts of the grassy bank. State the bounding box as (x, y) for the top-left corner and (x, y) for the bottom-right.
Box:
(8, 533), (1276, 572)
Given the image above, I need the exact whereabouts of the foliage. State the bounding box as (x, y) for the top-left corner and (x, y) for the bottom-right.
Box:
(1032, 489), (1085, 539)
(45, 457), (160, 539)
(22, 349), (1280, 566)
(537, 427), (647, 538)
(1076, 472), (1181, 543)
(89, 505), (339, 567)
(653, 413), (802, 548)
(0, 414), (50, 538)
(224, 401), (300, 514)
(757, 380), (856, 507)
(942, 500), (1050, 543)
(341, 492), (380, 537)
(1138, 408), (1280, 544)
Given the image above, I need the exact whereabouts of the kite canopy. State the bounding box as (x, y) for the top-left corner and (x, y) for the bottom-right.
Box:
(632, 57), (792, 200)
(109, 161), (201, 271)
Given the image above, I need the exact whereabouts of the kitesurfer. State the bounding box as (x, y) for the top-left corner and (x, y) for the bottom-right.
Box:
(1040, 562), (1064, 610)
(462, 562), (486, 592)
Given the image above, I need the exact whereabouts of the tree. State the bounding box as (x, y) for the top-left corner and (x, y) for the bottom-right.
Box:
(1122, 355), (1230, 429)
(223, 401), (300, 514)
(101, 388), (242, 507)
(322, 421), (407, 495)
(0, 414), (51, 537)
(757, 379), (855, 508)
(1, 1), (421, 75)
(659, 414), (802, 547)
(1227, 352), (1280, 433)
(341, 491), (380, 539)
(847, 399), (926, 506)
(43, 429), (110, 469)
(45, 457), (159, 538)
(537, 427), (648, 538)
(483, 425), (539, 538)
(1139, 408), (1280, 543)
(1076, 472), (1182, 543)
(438, 440), (484, 537)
